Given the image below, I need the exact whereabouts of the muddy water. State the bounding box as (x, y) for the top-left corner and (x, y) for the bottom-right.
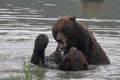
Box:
(0, 0), (120, 80)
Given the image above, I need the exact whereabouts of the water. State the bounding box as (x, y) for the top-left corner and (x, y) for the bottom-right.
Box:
(0, 0), (120, 80)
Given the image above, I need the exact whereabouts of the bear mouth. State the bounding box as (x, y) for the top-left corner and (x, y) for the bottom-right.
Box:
(58, 48), (64, 56)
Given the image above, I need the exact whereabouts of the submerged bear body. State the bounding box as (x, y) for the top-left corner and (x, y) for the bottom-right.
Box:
(31, 16), (110, 71)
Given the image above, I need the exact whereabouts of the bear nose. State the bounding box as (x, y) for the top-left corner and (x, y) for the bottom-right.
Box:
(56, 39), (65, 44)
(56, 39), (62, 44)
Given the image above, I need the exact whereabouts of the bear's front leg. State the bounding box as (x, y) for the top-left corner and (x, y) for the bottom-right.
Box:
(31, 34), (49, 66)
(59, 47), (88, 71)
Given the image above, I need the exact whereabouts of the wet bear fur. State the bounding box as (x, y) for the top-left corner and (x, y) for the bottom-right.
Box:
(31, 16), (110, 71)
(59, 47), (88, 71)
(52, 16), (110, 65)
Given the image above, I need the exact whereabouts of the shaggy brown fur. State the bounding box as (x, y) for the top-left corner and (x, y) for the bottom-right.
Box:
(52, 16), (110, 65)
(31, 16), (110, 71)
(59, 47), (88, 71)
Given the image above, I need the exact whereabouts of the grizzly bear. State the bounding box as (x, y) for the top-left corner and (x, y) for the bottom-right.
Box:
(52, 16), (110, 65)
(31, 16), (110, 71)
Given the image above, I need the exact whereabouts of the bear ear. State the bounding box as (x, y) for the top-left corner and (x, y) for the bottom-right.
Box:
(69, 16), (76, 22)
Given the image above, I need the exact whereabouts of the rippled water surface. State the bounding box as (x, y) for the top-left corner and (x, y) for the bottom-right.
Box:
(0, 0), (120, 80)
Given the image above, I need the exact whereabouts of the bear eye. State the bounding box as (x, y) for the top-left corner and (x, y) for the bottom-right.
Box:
(61, 29), (65, 32)
(54, 31), (58, 34)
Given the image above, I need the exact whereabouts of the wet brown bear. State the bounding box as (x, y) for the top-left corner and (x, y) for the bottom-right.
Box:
(52, 16), (110, 65)
(31, 16), (110, 71)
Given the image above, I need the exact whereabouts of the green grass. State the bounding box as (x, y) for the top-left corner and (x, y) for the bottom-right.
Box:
(22, 61), (32, 80)
(10, 60), (42, 80)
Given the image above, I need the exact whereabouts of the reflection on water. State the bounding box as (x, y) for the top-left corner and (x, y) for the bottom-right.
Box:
(78, 0), (105, 18)
(0, 0), (120, 80)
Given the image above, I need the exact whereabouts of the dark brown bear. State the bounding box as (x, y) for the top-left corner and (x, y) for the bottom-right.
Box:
(31, 16), (110, 71)
(52, 16), (110, 65)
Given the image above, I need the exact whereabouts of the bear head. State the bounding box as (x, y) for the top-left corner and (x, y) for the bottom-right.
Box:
(52, 16), (84, 54)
